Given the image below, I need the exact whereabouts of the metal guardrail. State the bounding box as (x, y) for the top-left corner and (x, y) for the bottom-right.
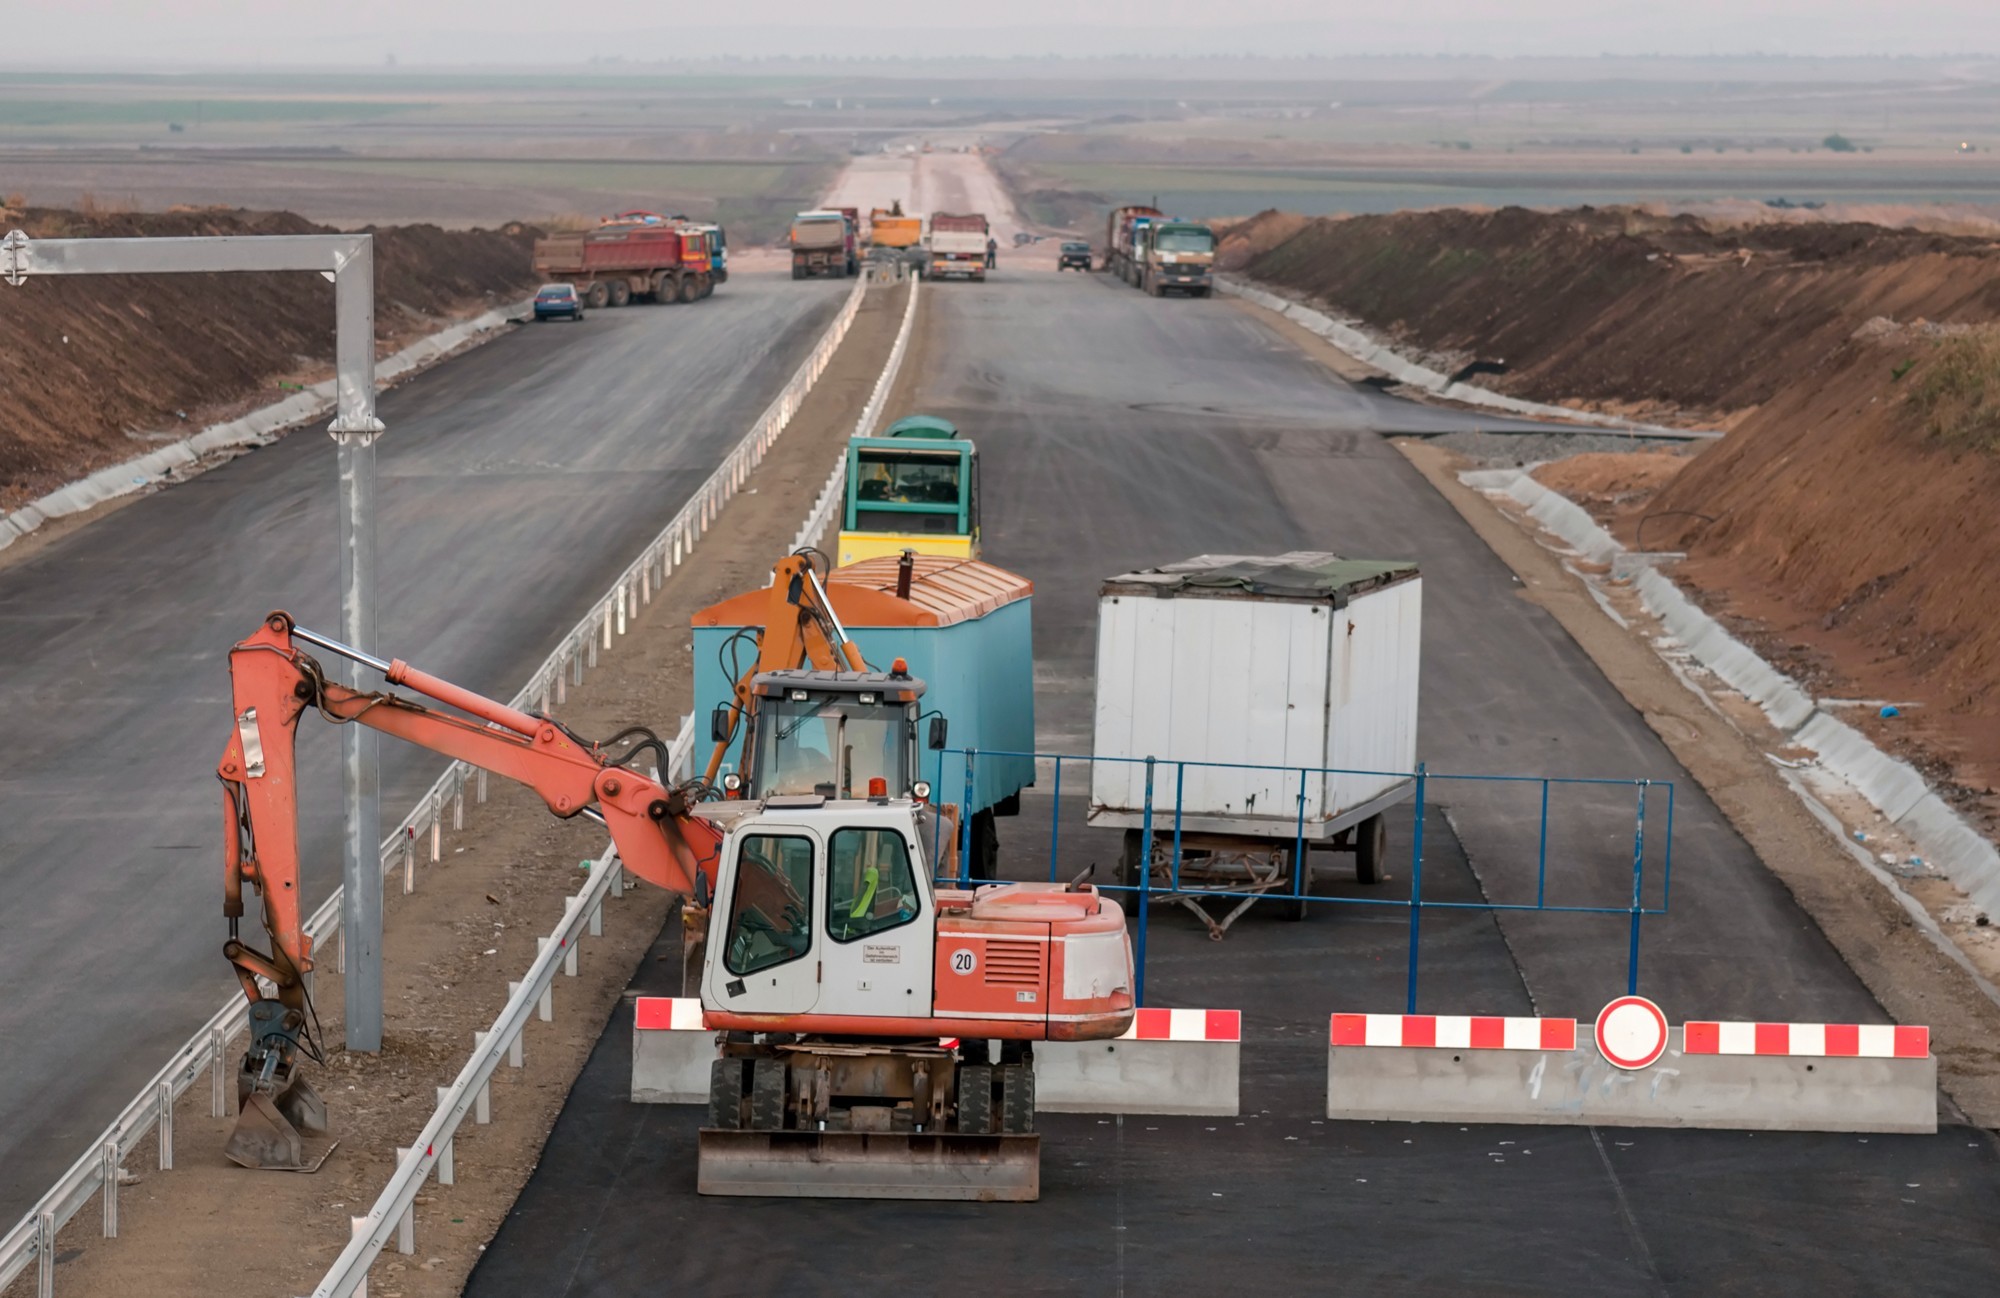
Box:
(791, 271), (921, 554)
(0, 272), (871, 1298)
(309, 725), (692, 1298)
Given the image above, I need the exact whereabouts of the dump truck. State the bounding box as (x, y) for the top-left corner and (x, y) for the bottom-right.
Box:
(869, 203), (923, 250)
(694, 551), (1034, 880)
(791, 210), (856, 279)
(1103, 204), (1162, 284)
(531, 211), (717, 307)
(838, 414), (979, 567)
(1132, 219), (1216, 297)
(1089, 552), (1420, 937)
(927, 211), (989, 281)
(690, 221), (729, 283)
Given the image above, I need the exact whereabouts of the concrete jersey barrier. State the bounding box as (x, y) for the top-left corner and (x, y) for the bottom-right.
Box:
(1037, 1007), (1242, 1117)
(1327, 1012), (1935, 1134)
(634, 1001), (1246, 1119)
(631, 997), (713, 1105)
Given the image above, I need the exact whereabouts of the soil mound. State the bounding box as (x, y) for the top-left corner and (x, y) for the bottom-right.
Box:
(1215, 209), (1313, 271)
(0, 207), (540, 509)
(1244, 205), (2000, 422)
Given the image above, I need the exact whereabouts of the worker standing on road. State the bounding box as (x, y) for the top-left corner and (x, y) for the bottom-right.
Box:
(985, 236), (998, 270)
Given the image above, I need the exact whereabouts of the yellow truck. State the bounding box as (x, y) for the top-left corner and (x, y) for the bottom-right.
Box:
(869, 204), (923, 250)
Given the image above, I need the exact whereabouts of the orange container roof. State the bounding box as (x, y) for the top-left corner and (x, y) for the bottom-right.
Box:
(693, 555), (1031, 630)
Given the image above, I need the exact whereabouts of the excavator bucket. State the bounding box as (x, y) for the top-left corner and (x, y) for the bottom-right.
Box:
(697, 1130), (1040, 1201)
(225, 1073), (327, 1172)
(226, 1093), (306, 1171)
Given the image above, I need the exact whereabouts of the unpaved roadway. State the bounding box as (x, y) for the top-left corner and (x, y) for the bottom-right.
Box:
(0, 271), (848, 1224)
(467, 155), (2000, 1297)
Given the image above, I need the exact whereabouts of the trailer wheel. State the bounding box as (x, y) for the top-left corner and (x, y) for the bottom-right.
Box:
(749, 1056), (787, 1131)
(956, 1064), (994, 1135)
(608, 279), (631, 308)
(584, 280), (609, 310)
(1355, 813), (1387, 886)
(707, 1058), (747, 1130)
(1000, 1063), (1035, 1134)
(791, 265), (805, 281)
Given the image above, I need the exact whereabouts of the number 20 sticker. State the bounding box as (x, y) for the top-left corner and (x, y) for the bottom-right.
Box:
(949, 949), (977, 976)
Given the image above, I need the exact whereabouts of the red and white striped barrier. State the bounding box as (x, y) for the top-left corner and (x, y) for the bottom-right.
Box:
(1327, 1001), (1936, 1134)
(1682, 1021), (1929, 1059)
(631, 997), (715, 1105)
(1038, 1006), (1241, 1117)
(634, 996), (705, 1033)
(1126, 1007), (1241, 1043)
(1329, 1013), (1575, 1052)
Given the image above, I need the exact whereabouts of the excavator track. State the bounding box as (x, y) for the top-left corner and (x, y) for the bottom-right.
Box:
(697, 1045), (1042, 1200)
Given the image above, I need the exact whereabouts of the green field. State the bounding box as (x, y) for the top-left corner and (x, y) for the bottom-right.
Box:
(0, 98), (428, 127)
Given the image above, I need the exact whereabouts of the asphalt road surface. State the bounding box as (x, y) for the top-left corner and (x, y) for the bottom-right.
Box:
(0, 272), (848, 1221)
(468, 258), (2000, 1294)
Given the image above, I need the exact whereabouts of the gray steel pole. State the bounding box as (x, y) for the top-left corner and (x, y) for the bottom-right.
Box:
(331, 238), (386, 1053)
(4, 228), (391, 1052)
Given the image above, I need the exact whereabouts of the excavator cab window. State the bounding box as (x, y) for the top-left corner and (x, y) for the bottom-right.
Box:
(827, 828), (920, 943)
(724, 834), (815, 976)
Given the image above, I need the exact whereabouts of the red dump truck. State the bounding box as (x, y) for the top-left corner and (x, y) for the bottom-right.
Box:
(1103, 204), (1162, 283)
(532, 212), (717, 308)
(927, 211), (990, 282)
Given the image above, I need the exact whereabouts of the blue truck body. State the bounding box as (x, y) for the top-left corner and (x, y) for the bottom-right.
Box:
(692, 569), (1034, 817)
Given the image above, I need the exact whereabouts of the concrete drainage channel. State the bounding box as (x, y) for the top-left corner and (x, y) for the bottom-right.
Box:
(1464, 468), (2000, 927)
(0, 267), (894, 1298)
(0, 296), (533, 556)
(1216, 276), (1719, 440)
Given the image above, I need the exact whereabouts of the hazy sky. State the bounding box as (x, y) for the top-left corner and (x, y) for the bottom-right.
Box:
(8, 1), (1999, 64)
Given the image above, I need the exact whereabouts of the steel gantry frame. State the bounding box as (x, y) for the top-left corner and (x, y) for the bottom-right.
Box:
(2, 228), (390, 1051)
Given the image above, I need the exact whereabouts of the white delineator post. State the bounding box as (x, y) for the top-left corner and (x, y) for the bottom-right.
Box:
(2, 227), (389, 1052)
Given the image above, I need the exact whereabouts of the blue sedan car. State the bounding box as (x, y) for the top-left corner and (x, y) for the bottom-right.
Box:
(533, 283), (585, 321)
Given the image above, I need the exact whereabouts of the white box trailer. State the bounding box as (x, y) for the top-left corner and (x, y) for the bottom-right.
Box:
(1089, 553), (1420, 930)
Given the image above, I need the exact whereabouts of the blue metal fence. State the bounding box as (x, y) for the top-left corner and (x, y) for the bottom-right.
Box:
(931, 748), (1674, 1013)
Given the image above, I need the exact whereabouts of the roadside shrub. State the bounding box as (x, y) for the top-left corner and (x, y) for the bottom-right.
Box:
(1911, 328), (2000, 452)
(1824, 133), (1858, 152)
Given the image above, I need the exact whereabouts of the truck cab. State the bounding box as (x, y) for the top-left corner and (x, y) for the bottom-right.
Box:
(838, 416), (979, 566)
(1138, 221), (1216, 298)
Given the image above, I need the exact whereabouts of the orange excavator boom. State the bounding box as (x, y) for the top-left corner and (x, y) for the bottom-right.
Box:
(216, 610), (718, 1168)
(702, 551), (867, 788)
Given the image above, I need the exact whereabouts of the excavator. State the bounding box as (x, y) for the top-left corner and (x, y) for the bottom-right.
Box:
(217, 609), (1132, 1199)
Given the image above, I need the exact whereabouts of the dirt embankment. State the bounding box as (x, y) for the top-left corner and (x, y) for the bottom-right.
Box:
(1236, 205), (2000, 426)
(0, 205), (541, 510)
